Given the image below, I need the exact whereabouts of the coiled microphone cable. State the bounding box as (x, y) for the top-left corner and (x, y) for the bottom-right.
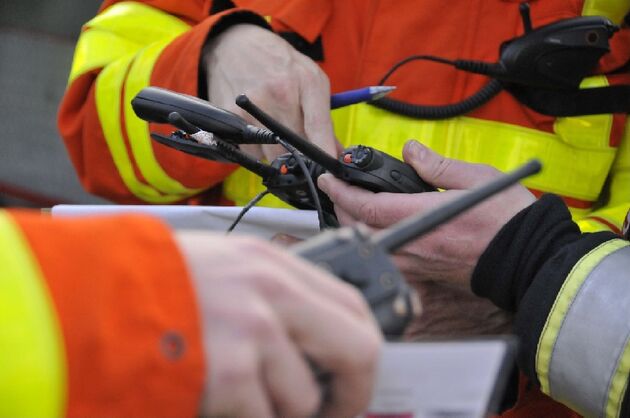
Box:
(369, 55), (505, 119)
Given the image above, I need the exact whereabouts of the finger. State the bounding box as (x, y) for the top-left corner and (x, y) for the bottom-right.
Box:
(222, 86), (291, 161)
(318, 173), (383, 224)
(272, 256), (382, 411)
(333, 205), (360, 226)
(207, 339), (274, 418)
(319, 173), (452, 228)
(236, 243), (381, 416)
(239, 143), (266, 161)
(262, 142), (291, 162)
(297, 59), (339, 156)
(220, 99), (268, 160)
(269, 271), (381, 417)
(261, 329), (321, 417)
(260, 98), (305, 162)
(270, 244), (373, 321)
(230, 379), (274, 418)
(403, 140), (502, 189)
(270, 233), (303, 247)
(334, 138), (345, 155)
(237, 237), (372, 321)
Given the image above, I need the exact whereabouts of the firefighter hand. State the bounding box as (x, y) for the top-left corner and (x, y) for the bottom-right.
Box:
(202, 24), (340, 161)
(318, 140), (536, 290)
(175, 232), (382, 418)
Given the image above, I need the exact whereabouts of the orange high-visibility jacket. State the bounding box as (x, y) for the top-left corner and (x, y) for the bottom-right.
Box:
(56, 2), (629, 416)
(0, 210), (204, 417)
(58, 0), (630, 234)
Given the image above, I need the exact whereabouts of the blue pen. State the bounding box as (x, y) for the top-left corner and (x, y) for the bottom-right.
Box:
(330, 86), (396, 109)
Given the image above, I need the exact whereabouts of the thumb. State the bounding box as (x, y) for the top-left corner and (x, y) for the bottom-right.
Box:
(402, 140), (501, 189)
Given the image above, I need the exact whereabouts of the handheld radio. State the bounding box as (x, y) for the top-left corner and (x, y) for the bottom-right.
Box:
(132, 87), (436, 226)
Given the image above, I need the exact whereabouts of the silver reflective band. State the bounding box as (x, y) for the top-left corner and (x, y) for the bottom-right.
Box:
(548, 245), (630, 418)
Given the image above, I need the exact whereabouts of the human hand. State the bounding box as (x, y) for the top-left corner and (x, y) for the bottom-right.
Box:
(202, 24), (340, 161)
(318, 141), (533, 337)
(318, 140), (536, 289)
(175, 232), (382, 417)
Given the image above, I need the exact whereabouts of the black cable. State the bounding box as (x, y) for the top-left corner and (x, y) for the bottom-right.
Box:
(234, 94), (328, 229)
(224, 138), (326, 232)
(275, 138), (327, 231)
(370, 55), (504, 119)
(376, 55), (458, 86)
(226, 190), (270, 233)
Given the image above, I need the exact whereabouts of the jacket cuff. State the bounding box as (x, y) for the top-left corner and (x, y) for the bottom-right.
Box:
(470, 195), (619, 387)
(13, 212), (205, 418)
(150, 8), (270, 100)
(471, 194), (581, 312)
(147, 9), (270, 193)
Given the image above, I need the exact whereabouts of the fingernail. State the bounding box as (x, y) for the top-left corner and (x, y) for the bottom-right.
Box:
(317, 173), (332, 192)
(271, 233), (302, 247)
(404, 140), (426, 160)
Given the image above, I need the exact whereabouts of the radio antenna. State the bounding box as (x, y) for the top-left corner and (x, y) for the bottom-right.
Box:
(236, 94), (345, 176)
(371, 159), (542, 251)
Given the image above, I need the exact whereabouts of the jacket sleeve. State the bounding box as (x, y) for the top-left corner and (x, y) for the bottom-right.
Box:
(0, 210), (205, 418)
(472, 194), (630, 418)
(57, 0), (269, 204)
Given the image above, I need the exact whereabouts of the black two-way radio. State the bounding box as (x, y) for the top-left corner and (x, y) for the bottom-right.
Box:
(293, 159), (541, 336)
(371, 3), (629, 118)
(132, 87), (436, 228)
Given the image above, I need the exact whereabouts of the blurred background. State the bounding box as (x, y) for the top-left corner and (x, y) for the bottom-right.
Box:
(0, 0), (108, 207)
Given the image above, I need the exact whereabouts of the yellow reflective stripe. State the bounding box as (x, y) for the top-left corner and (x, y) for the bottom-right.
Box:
(578, 204), (629, 232)
(568, 206), (591, 220)
(570, 207), (616, 233)
(69, 1), (193, 84)
(224, 167), (293, 207)
(123, 39), (203, 197)
(582, 0), (629, 23)
(88, 2), (189, 44)
(223, 99), (617, 206)
(95, 55), (183, 203)
(76, 1), (201, 201)
(536, 239), (630, 395)
(577, 217), (614, 233)
(331, 104), (615, 200)
(69, 29), (143, 84)
(577, 119), (629, 233)
(609, 123), (630, 208)
(553, 76), (611, 150)
(0, 212), (66, 417)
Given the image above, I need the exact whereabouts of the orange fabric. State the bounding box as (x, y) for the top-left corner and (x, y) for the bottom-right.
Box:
(56, 1), (630, 415)
(10, 211), (205, 418)
(57, 4), (247, 204)
(529, 188), (595, 210)
(149, 10), (242, 190)
(58, 70), (137, 202)
(234, 0), (332, 42)
(58, 0), (630, 204)
(313, 0), (629, 136)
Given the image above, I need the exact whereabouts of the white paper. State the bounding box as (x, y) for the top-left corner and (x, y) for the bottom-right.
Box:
(364, 340), (513, 418)
(52, 205), (321, 240)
